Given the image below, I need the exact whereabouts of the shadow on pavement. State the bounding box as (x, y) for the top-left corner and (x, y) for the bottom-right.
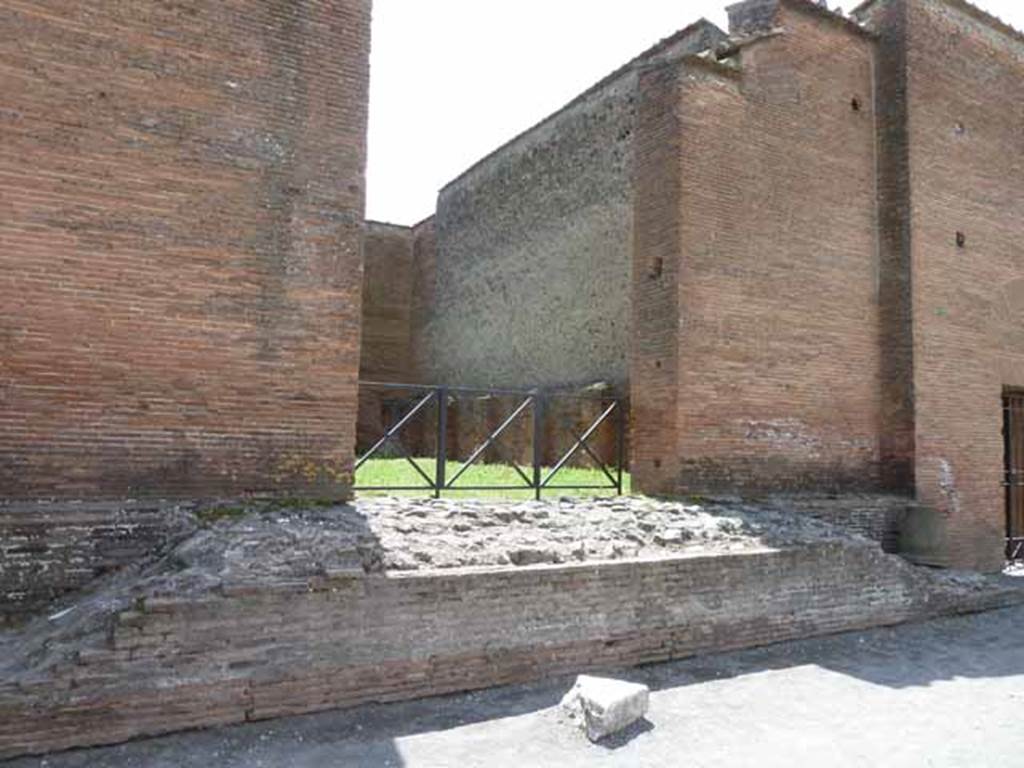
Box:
(595, 717), (655, 750)
(633, 604), (1024, 692)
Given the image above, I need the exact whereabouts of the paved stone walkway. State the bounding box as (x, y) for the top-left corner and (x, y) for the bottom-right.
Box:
(13, 602), (1024, 768)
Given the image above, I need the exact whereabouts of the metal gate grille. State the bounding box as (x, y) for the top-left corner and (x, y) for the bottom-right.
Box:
(355, 382), (625, 499)
(1003, 392), (1024, 560)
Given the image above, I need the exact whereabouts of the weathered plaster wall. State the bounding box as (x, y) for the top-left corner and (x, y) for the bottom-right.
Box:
(632, 2), (886, 496)
(416, 21), (727, 390)
(0, 0), (370, 501)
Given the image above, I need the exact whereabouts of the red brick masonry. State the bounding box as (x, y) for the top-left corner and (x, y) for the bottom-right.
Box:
(2, 541), (1020, 759)
(0, 0), (370, 501)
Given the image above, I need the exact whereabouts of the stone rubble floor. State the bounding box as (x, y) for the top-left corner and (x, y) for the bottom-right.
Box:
(319, 495), (854, 571)
(10, 603), (1024, 768)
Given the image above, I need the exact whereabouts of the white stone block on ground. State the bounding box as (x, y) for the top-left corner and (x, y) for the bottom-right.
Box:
(560, 675), (650, 742)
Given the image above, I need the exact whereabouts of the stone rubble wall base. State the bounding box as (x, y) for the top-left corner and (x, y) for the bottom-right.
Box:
(0, 502), (198, 628)
(767, 494), (918, 553)
(0, 493), (918, 629)
(2, 542), (1022, 759)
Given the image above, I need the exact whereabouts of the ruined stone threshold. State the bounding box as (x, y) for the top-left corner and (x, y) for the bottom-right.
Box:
(2, 536), (1022, 760)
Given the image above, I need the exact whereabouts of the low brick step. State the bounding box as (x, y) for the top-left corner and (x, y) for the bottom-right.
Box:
(2, 534), (1022, 760)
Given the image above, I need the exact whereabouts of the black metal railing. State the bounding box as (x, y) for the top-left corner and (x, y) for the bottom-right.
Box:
(1009, 536), (1024, 562)
(1004, 394), (1024, 561)
(355, 382), (626, 499)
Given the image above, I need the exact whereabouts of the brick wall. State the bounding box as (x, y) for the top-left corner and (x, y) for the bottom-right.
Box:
(632, 1), (887, 496)
(4, 540), (1019, 758)
(867, 0), (918, 492)
(0, 502), (197, 627)
(409, 217), (437, 380)
(357, 221), (415, 451)
(415, 21), (726, 390)
(359, 222), (415, 382)
(347, 0), (1021, 568)
(858, 0), (1024, 570)
(0, 0), (370, 502)
(629, 61), (687, 493)
(357, 218), (624, 469)
(769, 494), (917, 552)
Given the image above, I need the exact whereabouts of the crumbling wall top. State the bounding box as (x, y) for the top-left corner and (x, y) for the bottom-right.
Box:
(438, 18), (727, 195)
(729, 0), (876, 39)
(853, 0), (1024, 48)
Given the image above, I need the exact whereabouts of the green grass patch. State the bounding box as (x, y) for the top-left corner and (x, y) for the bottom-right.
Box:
(355, 458), (631, 499)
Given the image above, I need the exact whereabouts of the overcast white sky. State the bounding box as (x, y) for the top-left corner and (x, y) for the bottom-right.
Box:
(366, 0), (1024, 225)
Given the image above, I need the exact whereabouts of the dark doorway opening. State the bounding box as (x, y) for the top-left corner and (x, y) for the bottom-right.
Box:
(1003, 391), (1024, 560)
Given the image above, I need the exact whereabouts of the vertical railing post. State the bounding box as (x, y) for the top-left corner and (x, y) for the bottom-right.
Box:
(615, 397), (626, 496)
(1004, 396), (1011, 560)
(435, 386), (447, 499)
(532, 391), (544, 501)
